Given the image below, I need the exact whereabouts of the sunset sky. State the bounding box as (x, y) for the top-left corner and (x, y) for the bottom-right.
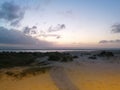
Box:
(0, 0), (120, 49)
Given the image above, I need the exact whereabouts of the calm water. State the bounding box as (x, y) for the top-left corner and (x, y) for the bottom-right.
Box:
(0, 49), (96, 52)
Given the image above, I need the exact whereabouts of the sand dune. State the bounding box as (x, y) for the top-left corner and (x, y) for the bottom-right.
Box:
(0, 52), (120, 90)
(1, 61), (120, 90)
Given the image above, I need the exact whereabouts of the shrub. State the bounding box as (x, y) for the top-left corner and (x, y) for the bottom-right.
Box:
(73, 56), (78, 58)
(48, 52), (73, 62)
(98, 51), (114, 57)
(0, 52), (44, 68)
(88, 56), (97, 59)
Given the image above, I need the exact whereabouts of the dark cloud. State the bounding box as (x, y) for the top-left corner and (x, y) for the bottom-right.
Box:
(0, 2), (25, 26)
(23, 26), (37, 34)
(23, 25), (63, 39)
(10, 19), (21, 27)
(0, 27), (54, 48)
(99, 39), (120, 43)
(23, 26), (31, 34)
(32, 26), (37, 29)
(111, 24), (120, 33)
(48, 24), (66, 32)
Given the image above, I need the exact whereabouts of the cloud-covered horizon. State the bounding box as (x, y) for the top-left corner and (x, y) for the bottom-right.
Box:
(0, 1), (65, 48)
(0, 26), (54, 48)
(99, 23), (120, 44)
(99, 39), (120, 44)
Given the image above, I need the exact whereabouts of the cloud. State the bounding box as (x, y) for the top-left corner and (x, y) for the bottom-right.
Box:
(32, 26), (37, 29)
(23, 26), (37, 35)
(23, 25), (63, 39)
(0, 2), (25, 26)
(99, 39), (120, 43)
(0, 27), (54, 48)
(39, 34), (61, 39)
(23, 26), (31, 34)
(111, 23), (120, 33)
(48, 24), (66, 32)
(99, 24), (120, 44)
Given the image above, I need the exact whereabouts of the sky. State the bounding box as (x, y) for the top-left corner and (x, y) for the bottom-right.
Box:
(0, 0), (120, 49)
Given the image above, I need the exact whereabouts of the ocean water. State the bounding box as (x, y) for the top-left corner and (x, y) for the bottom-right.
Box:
(0, 49), (95, 52)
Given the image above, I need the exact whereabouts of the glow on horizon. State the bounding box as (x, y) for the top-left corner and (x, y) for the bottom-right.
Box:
(0, 0), (120, 48)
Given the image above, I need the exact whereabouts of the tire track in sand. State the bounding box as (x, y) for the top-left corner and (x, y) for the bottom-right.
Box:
(49, 66), (79, 90)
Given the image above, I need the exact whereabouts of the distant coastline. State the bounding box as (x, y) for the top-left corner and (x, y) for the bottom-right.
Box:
(0, 48), (119, 52)
(0, 49), (98, 52)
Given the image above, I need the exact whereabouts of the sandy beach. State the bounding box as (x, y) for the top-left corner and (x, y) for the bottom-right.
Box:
(0, 0), (120, 89)
(0, 51), (120, 90)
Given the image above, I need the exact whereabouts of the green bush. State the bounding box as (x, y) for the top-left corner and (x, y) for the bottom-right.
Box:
(48, 52), (73, 62)
(98, 51), (114, 57)
(0, 52), (44, 68)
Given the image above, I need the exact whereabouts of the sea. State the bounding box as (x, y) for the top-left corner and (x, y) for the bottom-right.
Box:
(0, 49), (96, 53)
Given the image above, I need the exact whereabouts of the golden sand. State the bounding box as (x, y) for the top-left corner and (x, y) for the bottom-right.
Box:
(0, 62), (120, 90)
(0, 72), (58, 90)
(66, 63), (120, 90)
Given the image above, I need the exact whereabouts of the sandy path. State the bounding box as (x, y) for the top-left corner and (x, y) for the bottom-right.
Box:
(49, 66), (79, 90)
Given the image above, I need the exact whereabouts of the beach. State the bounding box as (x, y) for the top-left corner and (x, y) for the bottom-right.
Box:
(0, 50), (120, 90)
(0, 0), (120, 90)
